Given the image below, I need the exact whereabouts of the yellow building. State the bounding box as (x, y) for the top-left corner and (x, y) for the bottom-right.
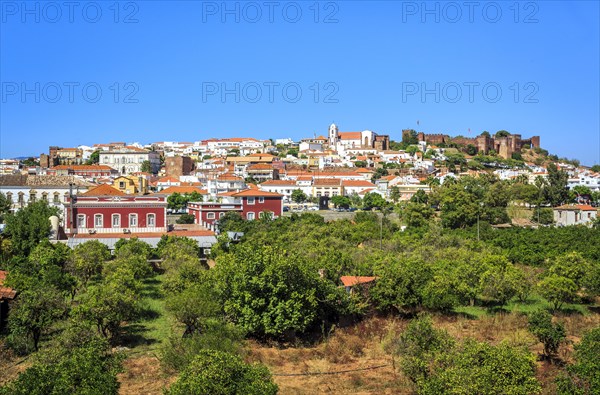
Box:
(113, 175), (148, 195)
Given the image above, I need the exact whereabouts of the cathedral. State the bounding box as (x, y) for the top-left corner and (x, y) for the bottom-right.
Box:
(328, 123), (389, 152)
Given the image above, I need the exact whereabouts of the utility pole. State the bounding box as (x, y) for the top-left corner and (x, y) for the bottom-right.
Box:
(380, 212), (383, 250)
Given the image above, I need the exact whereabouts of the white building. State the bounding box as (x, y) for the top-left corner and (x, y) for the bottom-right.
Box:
(0, 174), (92, 220)
(554, 204), (597, 226)
(567, 172), (600, 192)
(99, 146), (160, 175)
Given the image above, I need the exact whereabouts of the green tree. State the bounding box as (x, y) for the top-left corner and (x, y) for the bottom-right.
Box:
(532, 207), (554, 225)
(389, 186), (401, 203)
(420, 340), (541, 395)
(543, 163), (569, 206)
(479, 261), (522, 306)
(362, 192), (388, 210)
(538, 275), (578, 310)
(7, 285), (66, 353)
(166, 350), (277, 395)
(214, 244), (346, 339)
(74, 273), (140, 340)
(176, 213), (195, 224)
(330, 195), (350, 208)
(0, 329), (123, 395)
(68, 240), (111, 287)
(140, 160), (152, 173)
(397, 202), (434, 228)
(556, 326), (600, 394)
(528, 310), (566, 358)
(291, 189), (307, 204)
(4, 201), (58, 256)
(591, 164), (600, 172)
(165, 283), (221, 337)
(86, 150), (100, 165)
(0, 192), (11, 223)
(160, 321), (243, 372)
(371, 258), (432, 313)
(402, 129), (419, 145)
(389, 314), (454, 384)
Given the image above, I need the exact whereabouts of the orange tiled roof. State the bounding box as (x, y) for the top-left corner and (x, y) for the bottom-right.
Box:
(160, 186), (208, 195)
(0, 270), (17, 300)
(554, 204), (596, 211)
(158, 176), (180, 183)
(81, 184), (125, 196)
(314, 178), (342, 186)
(342, 180), (376, 187)
(231, 189), (283, 197)
(338, 132), (362, 140)
(261, 180), (296, 186)
(340, 276), (377, 287)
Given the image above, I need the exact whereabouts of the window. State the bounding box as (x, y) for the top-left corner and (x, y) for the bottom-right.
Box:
(64, 192), (69, 202)
(77, 214), (86, 228)
(112, 214), (120, 228)
(42, 192), (48, 201)
(94, 214), (103, 228)
(129, 214), (138, 227)
(29, 192), (37, 202)
(207, 212), (216, 219)
(18, 193), (24, 204)
(247, 197), (255, 205)
(119, 182), (125, 189)
(247, 212), (255, 220)
(6, 192), (12, 203)
(53, 192), (60, 203)
(219, 212), (225, 218)
(259, 197), (265, 203)
(147, 213), (156, 227)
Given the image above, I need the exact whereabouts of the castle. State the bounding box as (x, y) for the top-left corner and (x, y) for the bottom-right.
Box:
(409, 131), (540, 159)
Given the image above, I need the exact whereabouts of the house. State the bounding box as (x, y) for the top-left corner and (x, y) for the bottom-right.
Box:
(246, 163), (279, 182)
(0, 174), (92, 216)
(312, 178), (343, 198)
(46, 165), (117, 178)
(99, 146), (161, 174)
(0, 270), (17, 330)
(340, 276), (377, 295)
(553, 204), (597, 227)
(113, 175), (149, 195)
(188, 189), (283, 231)
(64, 184), (168, 235)
(342, 180), (377, 196)
(259, 180), (299, 202)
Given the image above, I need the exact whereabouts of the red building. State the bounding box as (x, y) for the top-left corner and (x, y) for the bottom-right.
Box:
(64, 184), (167, 235)
(188, 189), (283, 230)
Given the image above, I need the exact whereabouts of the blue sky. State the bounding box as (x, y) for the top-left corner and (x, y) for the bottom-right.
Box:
(1, 1), (599, 165)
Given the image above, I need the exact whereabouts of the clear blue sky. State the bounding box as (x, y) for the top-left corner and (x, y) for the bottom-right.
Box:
(1, 1), (599, 165)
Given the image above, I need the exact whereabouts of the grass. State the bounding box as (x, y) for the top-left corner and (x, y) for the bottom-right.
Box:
(453, 293), (593, 319)
(120, 274), (173, 355)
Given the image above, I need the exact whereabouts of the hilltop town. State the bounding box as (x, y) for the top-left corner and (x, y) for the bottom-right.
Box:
(1, 125), (599, 395)
(1, 125), (599, 239)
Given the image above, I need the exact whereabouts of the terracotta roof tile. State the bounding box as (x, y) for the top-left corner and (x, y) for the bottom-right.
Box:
(554, 204), (596, 211)
(160, 186), (208, 195)
(340, 276), (377, 287)
(338, 132), (362, 140)
(81, 184), (126, 196)
(231, 189), (283, 197)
